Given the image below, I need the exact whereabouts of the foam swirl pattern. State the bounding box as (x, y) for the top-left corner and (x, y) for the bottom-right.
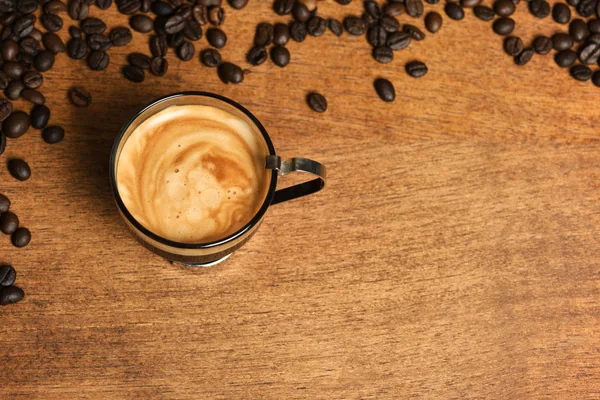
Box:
(117, 105), (269, 244)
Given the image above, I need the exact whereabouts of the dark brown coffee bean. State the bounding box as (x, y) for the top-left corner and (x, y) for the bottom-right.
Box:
(551, 3), (571, 24)
(405, 0), (424, 17)
(270, 45), (290, 67)
(8, 159), (30, 181)
(589, 18), (600, 33)
(175, 4), (192, 20)
(68, 86), (91, 107)
(122, 64), (145, 82)
(0, 99), (12, 121)
(307, 16), (326, 37)
(445, 3), (464, 20)
(167, 32), (183, 47)
(271, 23), (290, 46)
(0, 72), (9, 91)
(81, 17), (106, 34)
(228, 0), (247, 9)
(183, 20), (202, 40)
(21, 72), (42, 90)
(128, 52), (151, 69)
(461, 0), (481, 7)
(42, 125), (64, 143)
(69, 0), (88, 19)
(514, 48), (533, 65)
(591, 70), (600, 86)
(18, 0), (37, 13)
(206, 27), (226, 48)
(365, 0), (382, 18)
(200, 48), (220, 66)
(208, 6), (224, 25)
(45, 0), (67, 13)
(176, 40), (194, 60)
(387, 31), (411, 49)
(372, 46), (393, 63)
(504, 36), (523, 56)
(552, 33), (574, 51)
(1, 40), (18, 61)
(21, 88), (44, 105)
(274, 0), (294, 15)
(66, 38), (87, 59)
(5, 80), (23, 100)
(149, 56), (168, 75)
(384, 2), (404, 16)
(150, 35), (168, 57)
(493, 0), (515, 16)
(13, 15), (35, 38)
(569, 64), (592, 80)
(344, 16), (366, 35)
(192, 5), (207, 24)
(0, 195), (9, 214)
(88, 34), (111, 51)
(0, 0), (15, 12)
(555, 49), (577, 67)
(532, 36), (552, 54)
(406, 60), (427, 77)
(3, 62), (23, 80)
(290, 21), (307, 42)
(165, 14), (185, 34)
(109, 27), (132, 46)
(30, 104), (50, 129)
(493, 17), (514, 35)
(425, 11), (442, 33)
(42, 32), (65, 54)
(403, 24), (425, 40)
(217, 62), (243, 83)
(247, 46), (267, 65)
(570, 18), (588, 41)
(374, 78), (395, 102)
(474, 5), (494, 20)
(96, 0), (112, 9)
(0, 265), (15, 286)
(3, 111), (29, 138)
(328, 18), (342, 36)
(12, 227), (30, 247)
(116, 0), (141, 14)
(368, 25), (387, 47)
(0, 211), (18, 233)
(379, 15), (399, 33)
(130, 14), (153, 32)
(307, 92), (327, 112)
(19, 37), (40, 56)
(0, 285), (24, 305)
(292, 2), (310, 22)
(151, 0), (172, 15)
(579, 41), (600, 64)
(529, 0), (550, 18)
(576, 0), (595, 17)
(69, 26), (82, 38)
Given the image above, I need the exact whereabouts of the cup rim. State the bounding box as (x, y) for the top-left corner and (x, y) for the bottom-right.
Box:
(108, 91), (278, 250)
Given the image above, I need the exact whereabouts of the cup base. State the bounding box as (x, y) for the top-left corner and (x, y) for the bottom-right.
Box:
(171, 253), (232, 267)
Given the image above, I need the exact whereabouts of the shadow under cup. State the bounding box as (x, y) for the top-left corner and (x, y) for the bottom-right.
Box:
(109, 92), (326, 266)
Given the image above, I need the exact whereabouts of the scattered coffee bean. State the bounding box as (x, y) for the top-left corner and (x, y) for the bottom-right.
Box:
(22, 72), (42, 91)
(403, 24), (425, 40)
(384, 2), (404, 16)
(1, 40), (18, 61)
(493, 0), (515, 16)
(514, 48), (533, 65)
(274, 0), (294, 15)
(34, 50), (55, 72)
(387, 31), (411, 49)
(474, 5), (495, 20)
(406, 60), (428, 77)
(128, 53), (151, 69)
(41, 13), (63, 32)
(68, 86), (91, 107)
(579, 41), (600, 64)
(96, 0), (112, 9)
(425, 11), (442, 33)
(3, 111), (30, 138)
(445, 2), (465, 20)
(377, 16), (397, 34)
(344, 16), (366, 36)
(555, 49), (577, 67)
(462, 0), (481, 6)
(0, 265), (15, 286)
(150, 56), (168, 75)
(328, 18), (343, 36)
(228, 0), (247, 9)
(123, 65), (145, 82)
(504, 36), (523, 56)
(67, 38), (87, 59)
(307, 92), (327, 113)
(30, 104), (50, 129)
(405, 0), (424, 17)
(87, 50), (109, 70)
(335, 0), (351, 4)
(570, 64), (592, 80)
(200, 48), (221, 66)
(533, 35), (552, 54)
(7, 159), (30, 181)
(576, 0), (595, 17)
(552, 33), (574, 51)
(569, 18), (588, 42)
(368, 25), (388, 47)
(4, 62), (23, 80)
(19, 38), (41, 57)
(116, 0), (141, 14)
(176, 40), (194, 60)
(12, 227), (31, 248)
(165, 14), (186, 34)
(0, 99), (12, 121)
(5, 81), (24, 100)
(493, 17), (515, 35)
(183, 20), (203, 40)
(13, 15), (35, 39)
(292, 2), (311, 22)
(374, 78), (395, 102)
(589, 19), (600, 33)
(150, 35), (168, 57)
(152, 0), (173, 15)
(208, 6), (224, 25)
(272, 23), (290, 46)
(81, 17), (106, 35)
(130, 14), (153, 33)
(42, 125), (64, 144)
(247, 46), (267, 65)
(290, 21), (307, 42)
(217, 62), (243, 84)
(0, 194), (8, 213)
(88, 34), (111, 51)
(21, 89), (44, 105)
(110, 27), (132, 46)
(168, 33), (184, 48)
(365, 0), (382, 19)
(45, 0), (68, 13)
(69, 26), (83, 38)
(307, 16), (327, 37)
(0, 286), (24, 305)
(42, 32), (65, 54)
(206, 28), (226, 48)
(552, 3), (571, 24)
(592, 70), (600, 86)
(529, 0), (550, 18)
(0, 211), (19, 234)
(373, 46), (393, 63)
(271, 45), (290, 67)
(69, 0), (89, 20)
(18, 0), (37, 13)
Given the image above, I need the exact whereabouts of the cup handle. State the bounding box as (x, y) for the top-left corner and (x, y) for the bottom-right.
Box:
(266, 155), (326, 205)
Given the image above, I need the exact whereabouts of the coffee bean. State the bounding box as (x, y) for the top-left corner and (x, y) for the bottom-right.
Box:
(325, 18), (342, 37)
(405, 0), (424, 17)
(551, 3), (571, 24)
(270, 45), (290, 67)
(344, 16), (366, 36)
(552, 33), (574, 51)
(18, 0), (37, 13)
(274, 0), (294, 15)
(69, 0), (88, 19)
(167, 32), (184, 47)
(269, 23), (289, 47)
(493, 0), (515, 16)
(385, 31), (410, 50)
(377, 16), (398, 34)
(570, 18), (588, 42)
(403, 24), (425, 40)
(384, 3), (404, 17)
(208, 6), (224, 25)
(175, 4), (192, 20)
(514, 48), (533, 65)
(122, 64), (145, 82)
(0, 0), (14, 12)
(12, 227), (31, 247)
(116, 0), (141, 14)
(165, 14), (185, 34)
(196, 49), (218, 68)
(183, 20), (202, 40)
(3, 111), (29, 138)
(445, 2), (464, 20)
(108, 27), (132, 46)
(567, 0), (579, 5)
(374, 78), (395, 102)
(228, 0), (247, 9)
(292, 2), (310, 22)
(425, 11), (442, 33)
(365, 0), (382, 19)
(192, 5), (207, 25)
(493, 17), (515, 35)
(12, 15), (34, 39)
(217, 62), (243, 83)
(0, 211), (18, 234)
(96, 0), (112, 9)
(307, 16), (327, 37)
(5, 80), (23, 100)
(0, 194), (9, 213)
(34, 50), (54, 72)
(69, 26), (82, 38)
(126, 54), (149, 70)
(569, 64), (592, 80)
(21, 89), (44, 105)
(30, 104), (50, 129)
(555, 49), (577, 67)
(88, 34), (111, 51)
(589, 18), (600, 33)
(247, 46), (267, 65)
(151, 0), (172, 15)
(175, 40), (194, 60)
(0, 285), (24, 305)
(0, 134), (5, 156)
(0, 265), (15, 286)
(576, 0), (595, 17)
(461, 0), (481, 7)
(473, 5), (495, 20)
(80, 17), (105, 35)
(206, 28), (226, 48)
(68, 86), (91, 107)
(579, 41), (600, 64)
(196, 0), (221, 6)
(406, 60), (427, 77)
(150, 35), (168, 57)
(504, 35), (523, 56)
(66, 38), (87, 59)
(0, 99), (12, 121)
(532, 35), (552, 54)
(529, 0), (550, 18)
(7, 159), (30, 181)
(149, 56), (168, 75)
(19, 37), (40, 56)
(290, 21), (307, 42)
(1, 40), (18, 61)
(45, 0), (67, 13)
(591, 70), (600, 86)
(307, 92), (327, 112)
(368, 25), (387, 47)
(372, 46), (393, 63)
(130, 14), (153, 32)
(3, 62), (23, 80)
(41, 33), (64, 55)
(42, 125), (64, 143)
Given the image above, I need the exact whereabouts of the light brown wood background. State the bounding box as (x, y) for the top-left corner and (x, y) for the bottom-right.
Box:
(1, 0), (600, 398)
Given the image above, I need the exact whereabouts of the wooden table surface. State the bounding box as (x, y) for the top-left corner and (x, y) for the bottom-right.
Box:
(2, 0), (600, 398)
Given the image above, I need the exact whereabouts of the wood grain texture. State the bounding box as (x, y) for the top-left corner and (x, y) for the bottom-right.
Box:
(1, 0), (600, 398)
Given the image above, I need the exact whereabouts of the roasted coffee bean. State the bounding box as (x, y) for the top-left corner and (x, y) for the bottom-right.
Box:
(42, 32), (65, 54)
(168, 32), (184, 47)
(576, 0), (595, 17)
(272, 23), (290, 46)
(152, 0), (173, 15)
(514, 48), (533, 65)
(183, 20), (202, 40)
(130, 14), (153, 32)
(81, 17), (106, 34)
(22, 72), (42, 90)
(69, 26), (83, 38)
(362, 10), (377, 26)
(228, 0), (247, 9)
(290, 21), (307, 42)
(116, 0), (140, 14)
(0, 265), (15, 286)
(328, 18), (343, 36)
(461, 0), (481, 6)
(387, 31), (411, 49)
(217, 62), (243, 83)
(555, 49), (577, 67)
(570, 18), (588, 41)
(8, 159), (30, 181)
(45, 0), (67, 13)
(42, 125), (64, 143)
(384, 2), (404, 16)
(552, 3), (571, 24)
(0, 73), (9, 91)
(18, 53), (34, 70)
(493, 0), (515, 16)
(374, 78), (395, 102)
(165, 14), (185, 34)
(570, 64), (592, 80)
(406, 60), (427, 77)
(589, 18), (600, 33)
(379, 16), (399, 33)
(4, 80), (23, 100)
(425, 11), (442, 33)
(0, 134), (5, 155)
(30, 104), (50, 129)
(176, 40), (194, 60)
(123, 64), (145, 82)
(200, 48), (220, 66)
(0, 0), (15, 13)
(307, 16), (327, 36)
(1, 40), (18, 61)
(3, 62), (23, 80)
(403, 24), (425, 40)
(69, 0), (88, 19)
(533, 36), (552, 54)
(405, 0), (424, 17)
(307, 92), (327, 112)
(0, 99), (12, 121)
(196, 0), (220, 6)
(12, 227), (30, 247)
(445, 2), (464, 20)
(66, 38), (87, 58)
(19, 37), (40, 56)
(292, 2), (310, 22)
(473, 5), (494, 20)
(591, 70), (600, 86)
(140, 0), (150, 11)
(21, 88), (44, 105)
(504, 35), (523, 55)
(88, 34), (111, 51)
(129, 52), (151, 68)
(208, 6), (224, 25)
(175, 5), (192, 20)
(529, 0), (550, 18)
(206, 27), (226, 48)
(270, 45), (290, 67)
(96, 0), (112, 9)
(149, 56), (168, 75)
(372, 45), (393, 63)
(368, 25), (387, 47)
(344, 16), (366, 35)
(68, 86), (91, 107)
(364, 0), (382, 19)
(552, 33), (574, 51)
(0, 25), (13, 41)
(3, 111), (29, 138)
(110, 27), (132, 46)
(274, 0), (294, 15)
(18, 0), (37, 13)
(13, 15), (35, 38)
(0, 211), (18, 233)
(579, 41), (600, 64)
(150, 35), (168, 57)
(0, 194), (9, 214)
(493, 17), (514, 35)
(567, 0), (579, 5)
(246, 46), (267, 65)
(192, 5), (207, 24)
(0, 286), (24, 305)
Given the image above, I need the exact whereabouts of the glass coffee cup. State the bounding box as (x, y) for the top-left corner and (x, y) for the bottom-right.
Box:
(109, 92), (326, 266)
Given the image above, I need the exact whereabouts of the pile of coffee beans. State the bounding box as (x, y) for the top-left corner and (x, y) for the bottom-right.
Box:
(0, 264), (23, 305)
(0, 192), (31, 249)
